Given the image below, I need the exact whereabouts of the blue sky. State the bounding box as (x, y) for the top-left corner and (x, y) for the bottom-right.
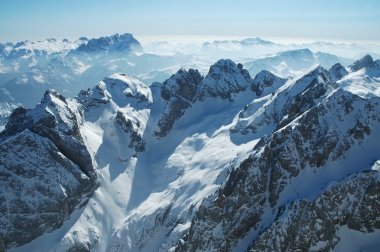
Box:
(0, 0), (380, 42)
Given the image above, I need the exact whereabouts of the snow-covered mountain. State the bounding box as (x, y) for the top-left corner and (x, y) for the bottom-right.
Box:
(0, 34), (198, 129)
(141, 36), (380, 61)
(1, 54), (380, 251)
(201, 37), (275, 52)
(3, 34), (374, 132)
(244, 48), (352, 78)
(179, 55), (380, 251)
(73, 33), (142, 54)
(0, 88), (19, 131)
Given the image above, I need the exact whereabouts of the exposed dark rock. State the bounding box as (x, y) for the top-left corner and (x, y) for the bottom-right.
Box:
(156, 59), (253, 137)
(77, 73), (152, 110)
(155, 68), (203, 137)
(349, 55), (375, 72)
(232, 66), (334, 137)
(328, 63), (348, 82)
(249, 171), (380, 251)
(115, 110), (145, 152)
(198, 59), (251, 100)
(74, 33), (142, 54)
(0, 130), (94, 248)
(278, 67), (336, 128)
(0, 90), (97, 248)
(76, 86), (110, 109)
(251, 70), (286, 96)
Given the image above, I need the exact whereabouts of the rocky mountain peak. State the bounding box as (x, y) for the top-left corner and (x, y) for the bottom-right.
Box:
(231, 65), (334, 136)
(75, 33), (142, 54)
(40, 89), (67, 105)
(1, 89), (75, 140)
(328, 63), (348, 82)
(5, 88), (98, 176)
(0, 90), (97, 248)
(300, 65), (331, 86)
(77, 74), (152, 109)
(206, 59), (249, 78)
(156, 60), (253, 138)
(309, 64), (327, 74)
(251, 70), (287, 96)
(102, 74), (152, 106)
(155, 68), (203, 138)
(199, 59), (251, 100)
(281, 48), (313, 58)
(76, 82), (111, 109)
(252, 70), (278, 85)
(161, 68), (203, 102)
(349, 54), (375, 72)
(240, 37), (274, 46)
(276, 65), (332, 101)
(0, 106), (32, 138)
(276, 65), (336, 128)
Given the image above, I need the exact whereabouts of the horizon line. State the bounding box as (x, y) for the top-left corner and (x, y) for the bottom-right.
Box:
(2, 33), (380, 46)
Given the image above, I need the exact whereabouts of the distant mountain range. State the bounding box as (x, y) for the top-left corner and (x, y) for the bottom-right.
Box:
(244, 48), (353, 77)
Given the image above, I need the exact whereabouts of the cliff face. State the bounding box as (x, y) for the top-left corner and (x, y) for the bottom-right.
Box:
(0, 90), (97, 247)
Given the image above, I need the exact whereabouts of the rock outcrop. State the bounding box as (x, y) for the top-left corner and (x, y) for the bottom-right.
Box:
(0, 90), (97, 248)
(155, 68), (203, 137)
(328, 63), (348, 82)
(198, 59), (251, 100)
(348, 55), (376, 72)
(250, 70), (287, 96)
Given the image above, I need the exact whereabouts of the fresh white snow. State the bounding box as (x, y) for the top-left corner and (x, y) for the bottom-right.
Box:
(4, 43), (380, 252)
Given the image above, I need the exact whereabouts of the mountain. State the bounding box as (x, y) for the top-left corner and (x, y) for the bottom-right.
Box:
(1, 73), (152, 250)
(348, 54), (377, 72)
(0, 36), (89, 126)
(155, 67), (203, 137)
(0, 88), (19, 130)
(198, 37), (282, 60)
(0, 38), (86, 81)
(240, 37), (275, 46)
(1, 35), (363, 133)
(328, 63), (348, 82)
(1, 56), (380, 252)
(245, 48), (353, 78)
(250, 70), (287, 96)
(178, 55), (380, 251)
(202, 37), (275, 51)
(0, 38), (84, 58)
(0, 89), (98, 247)
(73, 33), (142, 54)
(0, 34), (195, 130)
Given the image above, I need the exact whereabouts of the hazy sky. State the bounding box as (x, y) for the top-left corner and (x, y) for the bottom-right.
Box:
(1, 0), (380, 42)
